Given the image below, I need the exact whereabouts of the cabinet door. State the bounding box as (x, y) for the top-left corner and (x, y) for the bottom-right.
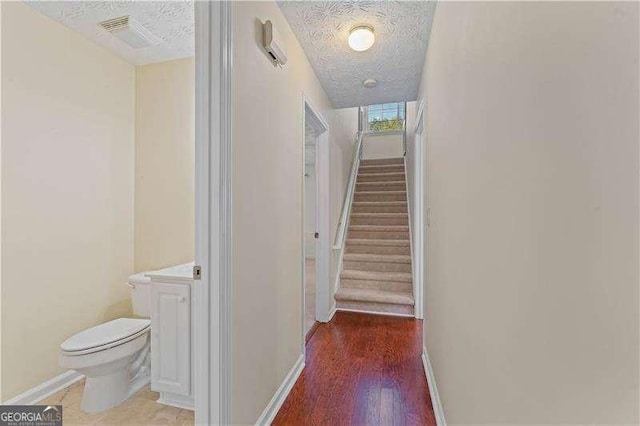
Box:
(151, 283), (191, 396)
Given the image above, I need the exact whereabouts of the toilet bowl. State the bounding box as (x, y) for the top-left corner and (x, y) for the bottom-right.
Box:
(59, 271), (154, 413)
(60, 318), (151, 413)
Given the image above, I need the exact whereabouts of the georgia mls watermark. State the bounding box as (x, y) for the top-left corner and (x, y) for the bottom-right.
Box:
(0, 405), (62, 426)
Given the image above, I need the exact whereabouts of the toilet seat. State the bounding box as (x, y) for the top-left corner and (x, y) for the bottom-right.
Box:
(61, 318), (150, 356)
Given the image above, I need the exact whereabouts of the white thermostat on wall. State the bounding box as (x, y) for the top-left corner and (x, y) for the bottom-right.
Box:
(263, 20), (287, 67)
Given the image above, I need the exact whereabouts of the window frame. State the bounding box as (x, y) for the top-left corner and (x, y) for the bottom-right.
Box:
(364, 102), (407, 135)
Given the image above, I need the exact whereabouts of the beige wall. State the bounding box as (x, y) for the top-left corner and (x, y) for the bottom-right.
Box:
(135, 58), (195, 273)
(362, 133), (403, 159)
(330, 107), (358, 294)
(420, 2), (639, 423)
(232, 2), (357, 422)
(404, 101), (418, 285)
(1, 2), (135, 399)
(0, 1), (4, 402)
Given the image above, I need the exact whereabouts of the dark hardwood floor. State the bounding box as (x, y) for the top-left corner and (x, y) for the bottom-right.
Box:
(273, 311), (436, 426)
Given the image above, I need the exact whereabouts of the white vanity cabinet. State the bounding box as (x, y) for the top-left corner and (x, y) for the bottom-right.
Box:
(146, 263), (195, 410)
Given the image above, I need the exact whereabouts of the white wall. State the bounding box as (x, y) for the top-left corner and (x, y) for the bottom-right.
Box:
(0, 1), (4, 402)
(1, 2), (135, 399)
(330, 108), (358, 287)
(232, 2), (357, 422)
(420, 2), (639, 423)
(362, 133), (403, 159)
(404, 101), (419, 302)
(135, 58), (195, 273)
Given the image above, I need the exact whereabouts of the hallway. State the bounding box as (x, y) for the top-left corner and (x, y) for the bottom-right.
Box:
(273, 312), (436, 425)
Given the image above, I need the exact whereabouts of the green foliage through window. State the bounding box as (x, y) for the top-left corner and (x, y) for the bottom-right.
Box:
(369, 118), (405, 132)
(367, 102), (405, 133)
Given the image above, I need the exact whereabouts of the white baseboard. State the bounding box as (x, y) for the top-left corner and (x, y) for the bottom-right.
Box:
(326, 303), (337, 322)
(336, 307), (414, 318)
(157, 391), (195, 411)
(3, 370), (84, 405)
(422, 346), (446, 426)
(255, 354), (304, 425)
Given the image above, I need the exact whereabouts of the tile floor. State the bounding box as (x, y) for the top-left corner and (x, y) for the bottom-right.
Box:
(41, 379), (194, 425)
(305, 257), (317, 334)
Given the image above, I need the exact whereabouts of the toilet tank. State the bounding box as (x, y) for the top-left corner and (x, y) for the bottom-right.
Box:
(128, 272), (151, 317)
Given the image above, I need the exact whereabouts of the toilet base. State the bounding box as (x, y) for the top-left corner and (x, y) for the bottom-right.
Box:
(80, 361), (151, 413)
(81, 369), (130, 413)
(64, 337), (151, 413)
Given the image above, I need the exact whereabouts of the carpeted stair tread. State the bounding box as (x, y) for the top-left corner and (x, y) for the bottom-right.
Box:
(345, 239), (411, 255)
(343, 253), (411, 264)
(349, 225), (409, 232)
(349, 212), (408, 226)
(354, 190), (406, 195)
(358, 164), (405, 173)
(357, 172), (406, 182)
(356, 181), (406, 188)
(352, 201), (408, 211)
(353, 201), (408, 206)
(335, 288), (414, 305)
(354, 191), (407, 202)
(360, 157), (404, 166)
(347, 238), (410, 246)
(351, 213), (408, 218)
(340, 269), (413, 283)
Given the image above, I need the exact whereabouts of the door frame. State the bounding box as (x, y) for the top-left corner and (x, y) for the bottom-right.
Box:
(194, 1), (233, 424)
(412, 99), (426, 319)
(301, 94), (330, 354)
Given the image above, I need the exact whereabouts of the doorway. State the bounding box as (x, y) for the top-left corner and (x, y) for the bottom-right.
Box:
(301, 96), (330, 347)
(304, 122), (319, 335)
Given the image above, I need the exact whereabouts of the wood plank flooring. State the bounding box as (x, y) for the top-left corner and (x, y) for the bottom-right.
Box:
(273, 311), (436, 425)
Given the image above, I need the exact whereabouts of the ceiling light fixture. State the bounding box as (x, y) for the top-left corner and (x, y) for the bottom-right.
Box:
(363, 78), (377, 88)
(348, 25), (375, 52)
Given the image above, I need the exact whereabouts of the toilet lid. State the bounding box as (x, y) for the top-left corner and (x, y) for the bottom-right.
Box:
(61, 318), (150, 352)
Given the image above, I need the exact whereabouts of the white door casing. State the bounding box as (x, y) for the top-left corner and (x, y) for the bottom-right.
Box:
(301, 94), (330, 356)
(413, 99), (426, 319)
(194, 1), (233, 424)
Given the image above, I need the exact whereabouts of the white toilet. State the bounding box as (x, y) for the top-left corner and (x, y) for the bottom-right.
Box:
(59, 272), (152, 413)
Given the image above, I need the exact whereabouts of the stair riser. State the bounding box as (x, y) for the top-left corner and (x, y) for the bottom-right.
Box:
(337, 300), (414, 316)
(341, 278), (412, 292)
(356, 183), (406, 192)
(352, 203), (407, 213)
(358, 173), (405, 182)
(360, 158), (404, 166)
(358, 165), (404, 174)
(349, 230), (409, 240)
(346, 244), (411, 255)
(354, 192), (406, 202)
(344, 261), (412, 273)
(350, 216), (408, 226)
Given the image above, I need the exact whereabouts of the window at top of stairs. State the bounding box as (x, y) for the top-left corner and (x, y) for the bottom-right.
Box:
(365, 102), (406, 134)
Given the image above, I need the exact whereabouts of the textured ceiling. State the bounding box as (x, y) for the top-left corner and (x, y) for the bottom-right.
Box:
(278, 1), (436, 108)
(26, 1), (194, 66)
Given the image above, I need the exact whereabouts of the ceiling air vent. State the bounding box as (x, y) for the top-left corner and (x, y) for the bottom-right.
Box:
(98, 16), (161, 49)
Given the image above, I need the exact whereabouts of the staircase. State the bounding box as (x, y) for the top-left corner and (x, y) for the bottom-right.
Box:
(335, 157), (414, 316)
